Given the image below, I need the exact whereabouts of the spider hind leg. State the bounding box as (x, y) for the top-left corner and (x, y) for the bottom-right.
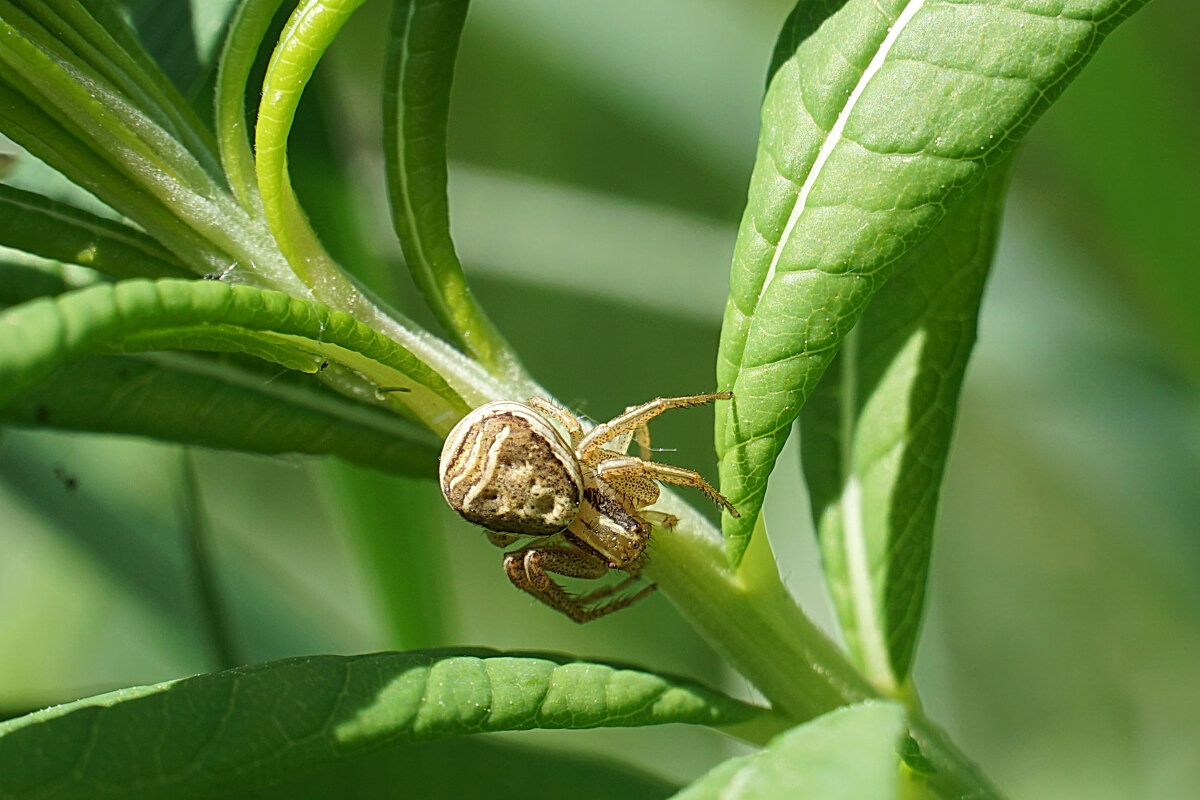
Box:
(502, 545), (654, 623)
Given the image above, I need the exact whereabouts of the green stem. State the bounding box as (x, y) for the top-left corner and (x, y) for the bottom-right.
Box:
(649, 507), (875, 721)
(643, 499), (1001, 799)
(907, 711), (1004, 800)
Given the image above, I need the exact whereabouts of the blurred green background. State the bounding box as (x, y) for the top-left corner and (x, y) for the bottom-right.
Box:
(1, 1), (1197, 797)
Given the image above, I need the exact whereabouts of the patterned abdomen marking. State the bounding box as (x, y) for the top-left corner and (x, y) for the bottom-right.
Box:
(439, 403), (582, 537)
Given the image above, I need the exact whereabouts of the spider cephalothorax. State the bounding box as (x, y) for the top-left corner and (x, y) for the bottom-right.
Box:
(439, 392), (738, 622)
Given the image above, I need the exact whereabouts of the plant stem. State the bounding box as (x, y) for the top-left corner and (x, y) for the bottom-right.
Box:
(645, 497), (1002, 800)
(648, 501), (875, 720)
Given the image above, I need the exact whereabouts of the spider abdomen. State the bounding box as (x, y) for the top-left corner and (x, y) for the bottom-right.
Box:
(439, 401), (582, 537)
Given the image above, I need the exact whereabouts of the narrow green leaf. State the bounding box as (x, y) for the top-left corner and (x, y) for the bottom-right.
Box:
(0, 4), (213, 197)
(0, 259), (99, 308)
(254, 0), (365, 287)
(0, 11), (298, 289)
(100, 0), (242, 95)
(0, 82), (231, 275)
(0, 352), (441, 476)
(0, 184), (191, 279)
(12, 0), (223, 181)
(384, 0), (526, 382)
(800, 165), (1011, 688)
(671, 701), (906, 800)
(0, 279), (469, 433)
(215, 0), (289, 210)
(716, 0), (1151, 565)
(244, 0), (506, 409)
(0, 649), (760, 799)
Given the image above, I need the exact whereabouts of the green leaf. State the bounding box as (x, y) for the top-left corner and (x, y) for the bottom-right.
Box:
(0, 20), (298, 289)
(254, 0), (365, 287)
(215, 0), (289, 211)
(104, 0), (243, 96)
(0, 81), (232, 276)
(0, 279), (469, 433)
(0, 259), (100, 308)
(0, 649), (760, 799)
(0, 184), (191, 279)
(766, 0), (849, 87)
(229, 736), (680, 800)
(800, 164), (1011, 688)
(12, 0), (222, 180)
(0, 4), (213, 198)
(0, 352), (441, 476)
(671, 701), (906, 800)
(384, 0), (525, 382)
(715, 0), (1151, 565)
(0, 6), (303, 290)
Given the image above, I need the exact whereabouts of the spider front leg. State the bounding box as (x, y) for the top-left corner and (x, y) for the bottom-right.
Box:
(596, 456), (740, 517)
(578, 392), (731, 460)
(502, 543), (654, 623)
(607, 415), (652, 460)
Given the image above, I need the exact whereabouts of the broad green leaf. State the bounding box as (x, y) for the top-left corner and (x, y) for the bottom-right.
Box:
(671, 701), (905, 800)
(0, 353), (440, 476)
(384, 0), (524, 382)
(0, 649), (760, 799)
(766, 0), (849, 86)
(800, 164), (1011, 688)
(715, 0), (1151, 565)
(0, 279), (469, 432)
(0, 184), (191, 279)
(231, 736), (679, 800)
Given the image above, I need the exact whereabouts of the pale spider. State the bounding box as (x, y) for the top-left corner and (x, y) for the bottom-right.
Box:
(438, 392), (739, 622)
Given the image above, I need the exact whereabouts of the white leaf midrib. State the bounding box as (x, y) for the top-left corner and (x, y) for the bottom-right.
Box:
(837, 329), (896, 691)
(755, 0), (927, 306)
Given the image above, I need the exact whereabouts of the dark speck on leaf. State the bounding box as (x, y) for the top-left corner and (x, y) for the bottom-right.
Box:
(53, 467), (78, 492)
